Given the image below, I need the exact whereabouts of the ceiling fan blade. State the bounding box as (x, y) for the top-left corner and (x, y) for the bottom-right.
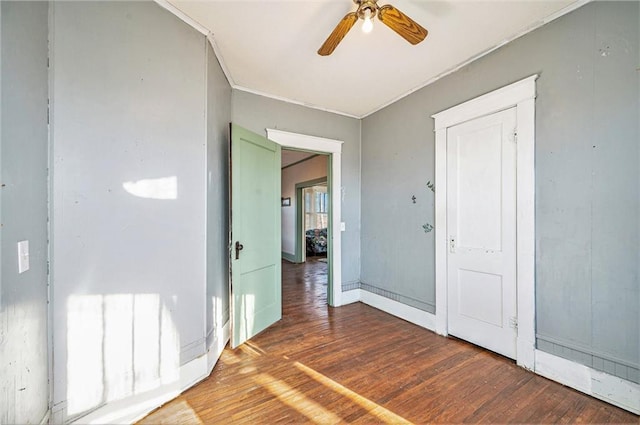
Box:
(378, 4), (428, 45)
(318, 12), (358, 56)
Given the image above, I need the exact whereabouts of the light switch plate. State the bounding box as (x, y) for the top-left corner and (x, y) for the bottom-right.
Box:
(340, 222), (346, 231)
(18, 240), (29, 274)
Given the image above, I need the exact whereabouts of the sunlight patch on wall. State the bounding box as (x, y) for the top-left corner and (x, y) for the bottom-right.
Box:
(122, 176), (178, 200)
(66, 294), (180, 418)
(67, 296), (104, 415)
(103, 294), (134, 402)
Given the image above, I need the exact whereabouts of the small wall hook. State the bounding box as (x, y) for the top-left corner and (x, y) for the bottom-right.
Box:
(412, 195), (416, 204)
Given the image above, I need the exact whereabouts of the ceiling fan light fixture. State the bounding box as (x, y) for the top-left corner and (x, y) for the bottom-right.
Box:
(362, 9), (374, 33)
(317, 0), (428, 56)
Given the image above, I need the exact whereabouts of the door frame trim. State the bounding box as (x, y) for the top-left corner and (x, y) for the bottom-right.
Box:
(432, 75), (537, 369)
(266, 129), (344, 307)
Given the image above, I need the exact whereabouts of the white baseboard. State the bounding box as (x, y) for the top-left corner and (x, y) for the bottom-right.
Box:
(360, 289), (436, 332)
(71, 322), (230, 425)
(180, 338), (206, 367)
(281, 252), (297, 263)
(340, 289), (361, 305)
(207, 321), (230, 374)
(535, 349), (640, 414)
(39, 409), (51, 425)
(51, 401), (67, 424)
(71, 368), (193, 424)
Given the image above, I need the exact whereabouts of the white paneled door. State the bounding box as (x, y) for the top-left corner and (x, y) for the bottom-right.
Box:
(446, 107), (518, 359)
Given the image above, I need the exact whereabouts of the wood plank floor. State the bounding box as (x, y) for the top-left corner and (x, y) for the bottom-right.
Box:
(140, 258), (639, 424)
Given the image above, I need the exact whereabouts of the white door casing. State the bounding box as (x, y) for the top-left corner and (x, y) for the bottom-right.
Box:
(446, 107), (517, 359)
(265, 129), (344, 307)
(433, 75), (537, 369)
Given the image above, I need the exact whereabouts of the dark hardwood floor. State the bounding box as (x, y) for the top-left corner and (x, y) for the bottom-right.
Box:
(139, 258), (639, 424)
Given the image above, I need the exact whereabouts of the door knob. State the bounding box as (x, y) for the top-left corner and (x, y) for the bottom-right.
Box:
(235, 241), (244, 260)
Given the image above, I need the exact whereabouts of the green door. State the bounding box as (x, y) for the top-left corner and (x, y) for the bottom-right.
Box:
(230, 124), (282, 348)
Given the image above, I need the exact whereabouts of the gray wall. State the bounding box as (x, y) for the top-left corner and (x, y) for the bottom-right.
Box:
(232, 91), (361, 288)
(206, 42), (231, 349)
(360, 91), (436, 313)
(281, 154), (328, 259)
(0, 2), (50, 423)
(361, 1), (639, 381)
(50, 1), (229, 420)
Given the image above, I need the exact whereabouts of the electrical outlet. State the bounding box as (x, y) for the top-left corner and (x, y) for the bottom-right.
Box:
(17, 240), (29, 274)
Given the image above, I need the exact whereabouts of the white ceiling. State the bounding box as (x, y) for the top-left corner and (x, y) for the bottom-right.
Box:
(167, 0), (583, 118)
(282, 149), (317, 168)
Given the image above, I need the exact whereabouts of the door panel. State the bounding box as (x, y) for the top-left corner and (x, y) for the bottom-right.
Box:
(230, 124), (281, 348)
(458, 269), (503, 327)
(456, 124), (503, 251)
(447, 107), (517, 359)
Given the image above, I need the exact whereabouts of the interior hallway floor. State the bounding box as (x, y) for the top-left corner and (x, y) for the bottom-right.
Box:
(139, 258), (638, 424)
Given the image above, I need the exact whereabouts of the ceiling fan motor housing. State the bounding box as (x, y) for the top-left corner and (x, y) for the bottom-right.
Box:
(355, 0), (379, 20)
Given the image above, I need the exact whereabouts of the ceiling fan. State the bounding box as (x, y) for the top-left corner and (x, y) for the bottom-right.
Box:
(318, 0), (428, 56)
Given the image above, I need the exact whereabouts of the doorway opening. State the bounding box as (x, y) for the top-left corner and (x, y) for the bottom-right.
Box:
(280, 151), (329, 264)
(267, 129), (344, 307)
(280, 149), (330, 304)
